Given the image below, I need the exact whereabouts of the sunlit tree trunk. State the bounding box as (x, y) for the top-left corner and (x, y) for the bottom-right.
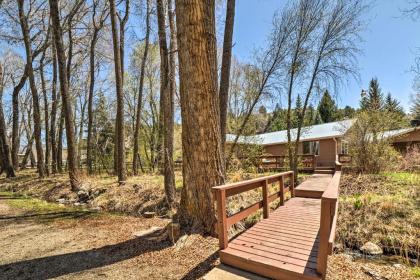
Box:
(157, 0), (175, 206)
(49, 0), (80, 190)
(176, 0), (225, 233)
(109, 0), (127, 184)
(219, 0), (235, 154)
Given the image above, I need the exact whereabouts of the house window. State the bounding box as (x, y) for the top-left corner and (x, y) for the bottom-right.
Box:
(341, 140), (349, 154)
(303, 141), (319, 155)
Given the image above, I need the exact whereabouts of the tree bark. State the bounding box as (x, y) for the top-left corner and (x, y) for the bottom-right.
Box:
(40, 52), (50, 175)
(11, 66), (28, 170)
(157, 0), (175, 206)
(86, 0), (107, 174)
(49, 0), (80, 190)
(133, 0), (150, 176)
(219, 0), (235, 153)
(18, 0), (45, 177)
(50, 36), (58, 174)
(0, 64), (15, 177)
(109, 0), (127, 184)
(176, 0), (225, 233)
(57, 109), (64, 172)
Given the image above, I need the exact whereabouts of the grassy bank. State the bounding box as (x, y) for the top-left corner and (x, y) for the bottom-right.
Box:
(337, 171), (420, 263)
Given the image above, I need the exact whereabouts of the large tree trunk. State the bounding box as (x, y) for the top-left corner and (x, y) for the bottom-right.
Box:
(133, 0), (150, 176)
(157, 0), (175, 206)
(219, 0), (235, 154)
(49, 0), (80, 190)
(0, 64), (15, 177)
(18, 0), (45, 177)
(176, 0), (225, 233)
(11, 66), (28, 170)
(50, 38), (58, 174)
(109, 0), (127, 184)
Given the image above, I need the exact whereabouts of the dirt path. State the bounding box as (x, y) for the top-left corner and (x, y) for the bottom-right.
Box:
(0, 195), (219, 280)
(0, 193), (416, 280)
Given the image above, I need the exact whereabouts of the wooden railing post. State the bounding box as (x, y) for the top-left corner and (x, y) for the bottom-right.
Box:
(216, 189), (228, 250)
(262, 180), (269, 219)
(279, 176), (284, 206)
(317, 198), (335, 276)
(290, 172), (295, 197)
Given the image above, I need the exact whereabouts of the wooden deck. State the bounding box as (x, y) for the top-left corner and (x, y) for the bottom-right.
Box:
(220, 197), (321, 280)
(213, 168), (341, 280)
(294, 174), (333, 198)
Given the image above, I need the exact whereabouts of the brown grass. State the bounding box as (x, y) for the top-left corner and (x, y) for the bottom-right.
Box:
(337, 171), (420, 262)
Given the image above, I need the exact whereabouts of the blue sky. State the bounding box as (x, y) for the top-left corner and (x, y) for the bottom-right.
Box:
(231, 0), (420, 111)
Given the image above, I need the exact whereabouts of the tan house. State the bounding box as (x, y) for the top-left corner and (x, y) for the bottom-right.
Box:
(227, 119), (420, 170)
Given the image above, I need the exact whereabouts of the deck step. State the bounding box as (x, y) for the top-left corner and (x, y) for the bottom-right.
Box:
(314, 169), (334, 174)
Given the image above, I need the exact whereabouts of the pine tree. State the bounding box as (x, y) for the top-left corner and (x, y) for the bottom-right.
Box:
(318, 90), (337, 123)
(361, 78), (384, 111)
(410, 93), (420, 119)
(384, 93), (405, 117)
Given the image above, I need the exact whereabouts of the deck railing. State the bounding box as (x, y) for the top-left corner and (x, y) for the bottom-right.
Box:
(257, 154), (316, 171)
(317, 170), (341, 276)
(212, 171), (294, 250)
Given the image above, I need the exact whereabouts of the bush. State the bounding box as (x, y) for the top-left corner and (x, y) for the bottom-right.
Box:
(345, 111), (404, 173)
(400, 145), (420, 172)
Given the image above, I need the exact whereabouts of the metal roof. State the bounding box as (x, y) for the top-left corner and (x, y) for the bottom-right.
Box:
(226, 119), (355, 146)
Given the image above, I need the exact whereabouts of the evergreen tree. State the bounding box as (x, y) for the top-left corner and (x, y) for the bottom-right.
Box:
(318, 90), (337, 123)
(361, 78), (384, 111)
(384, 93), (405, 117)
(410, 93), (420, 119)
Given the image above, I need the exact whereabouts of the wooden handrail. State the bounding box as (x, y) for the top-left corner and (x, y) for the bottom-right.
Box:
(317, 171), (341, 276)
(213, 171), (295, 250)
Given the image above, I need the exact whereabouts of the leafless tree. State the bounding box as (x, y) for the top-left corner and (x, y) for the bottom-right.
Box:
(49, 0), (81, 190)
(109, 0), (126, 184)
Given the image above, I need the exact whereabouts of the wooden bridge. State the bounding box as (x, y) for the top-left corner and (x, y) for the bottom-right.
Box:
(212, 166), (341, 280)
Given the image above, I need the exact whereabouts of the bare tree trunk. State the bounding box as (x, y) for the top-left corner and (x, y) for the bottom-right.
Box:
(49, 0), (80, 190)
(133, 0), (150, 176)
(109, 0), (127, 184)
(11, 66), (28, 170)
(40, 52), (50, 176)
(57, 109), (64, 172)
(50, 37), (58, 174)
(219, 0), (235, 153)
(86, 0), (107, 174)
(157, 0), (175, 206)
(176, 0), (225, 233)
(20, 133), (34, 169)
(18, 0), (45, 177)
(0, 64), (15, 177)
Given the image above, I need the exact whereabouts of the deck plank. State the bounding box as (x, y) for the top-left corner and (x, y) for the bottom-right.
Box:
(220, 196), (324, 280)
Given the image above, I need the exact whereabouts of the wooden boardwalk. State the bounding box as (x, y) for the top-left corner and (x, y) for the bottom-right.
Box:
(213, 168), (341, 280)
(294, 174), (333, 198)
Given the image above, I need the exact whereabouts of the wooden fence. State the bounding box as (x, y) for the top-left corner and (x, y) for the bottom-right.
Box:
(212, 171), (294, 249)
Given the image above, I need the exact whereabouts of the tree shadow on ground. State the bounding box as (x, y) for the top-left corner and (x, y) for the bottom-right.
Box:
(0, 229), (171, 280)
(180, 251), (219, 280)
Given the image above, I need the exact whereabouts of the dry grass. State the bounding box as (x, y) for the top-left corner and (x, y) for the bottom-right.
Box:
(337, 171), (420, 262)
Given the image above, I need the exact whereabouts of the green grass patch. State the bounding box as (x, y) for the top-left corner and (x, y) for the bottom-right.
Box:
(1, 191), (90, 215)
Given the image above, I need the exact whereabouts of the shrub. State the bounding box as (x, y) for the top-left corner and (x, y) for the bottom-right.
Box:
(400, 145), (420, 172)
(345, 111), (404, 173)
